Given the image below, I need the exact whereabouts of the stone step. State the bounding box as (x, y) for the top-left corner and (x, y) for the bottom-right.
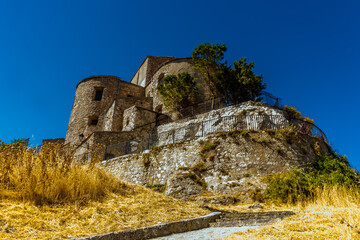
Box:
(209, 210), (295, 228)
(210, 219), (280, 227)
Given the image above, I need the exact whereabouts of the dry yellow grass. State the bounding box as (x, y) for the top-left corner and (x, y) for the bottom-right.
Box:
(223, 186), (360, 240)
(0, 142), (209, 239)
(0, 185), (209, 239)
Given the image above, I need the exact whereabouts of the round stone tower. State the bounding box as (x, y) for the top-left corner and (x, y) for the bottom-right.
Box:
(65, 76), (121, 146)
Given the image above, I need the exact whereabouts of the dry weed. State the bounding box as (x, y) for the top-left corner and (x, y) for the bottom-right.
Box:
(0, 142), (209, 239)
(223, 186), (360, 240)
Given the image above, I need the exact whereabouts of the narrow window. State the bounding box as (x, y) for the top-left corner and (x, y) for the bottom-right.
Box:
(89, 116), (99, 126)
(94, 88), (104, 101)
(90, 119), (98, 126)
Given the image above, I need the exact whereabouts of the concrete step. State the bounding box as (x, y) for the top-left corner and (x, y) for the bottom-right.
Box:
(209, 210), (295, 227)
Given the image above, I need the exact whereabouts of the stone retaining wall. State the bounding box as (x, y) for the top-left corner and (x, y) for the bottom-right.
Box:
(73, 212), (221, 240)
(104, 130), (330, 199)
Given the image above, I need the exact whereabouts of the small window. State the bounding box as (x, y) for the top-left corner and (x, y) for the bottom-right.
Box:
(90, 119), (98, 126)
(89, 117), (98, 126)
(94, 88), (104, 101)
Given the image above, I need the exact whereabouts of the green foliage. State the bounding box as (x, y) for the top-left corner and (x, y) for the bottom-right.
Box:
(240, 130), (249, 137)
(157, 72), (198, 110)
(192, 43), (227, 99)
(283, 105), (314, 124)
(146, 184), (166, 193)
(312, 154), (358, 187)
(264, 169), (313, 204)
(264, 153), (360, 204)
(192, 43), (266, 102)
(283, 106), (302, 122)
(228, 58), (266, 102)
(199, 140), (220, 154)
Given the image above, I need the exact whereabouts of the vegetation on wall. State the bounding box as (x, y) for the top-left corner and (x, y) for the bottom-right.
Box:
(192, 43), (266, 102)
(283, 105), (314, 124)
(264, 152), (360, 204)
(157, 72), (198, 110)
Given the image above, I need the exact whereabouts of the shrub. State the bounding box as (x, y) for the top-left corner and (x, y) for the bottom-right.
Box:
(240, 130), (249, 137)
(312, 154), (359, 188)
(283, 105), (302, 122)
(199, 140), (220, 154)
(156, 72), (198, 111)
(283, 105), (314, 124)
(264, 169), (313, 204)
(264, 153), (360, 204)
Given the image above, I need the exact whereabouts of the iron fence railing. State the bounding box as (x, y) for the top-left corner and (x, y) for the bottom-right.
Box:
(127, 91), (282, 131)
(293, 120), (328, 143)
(102, 113), (327, 160)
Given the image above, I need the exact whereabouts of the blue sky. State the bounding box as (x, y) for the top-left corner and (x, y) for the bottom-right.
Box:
(1, 0), (359, 169)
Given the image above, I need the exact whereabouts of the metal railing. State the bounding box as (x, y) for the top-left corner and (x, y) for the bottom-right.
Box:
(103, 113), (327, 160)
(129, 91), (282, 130)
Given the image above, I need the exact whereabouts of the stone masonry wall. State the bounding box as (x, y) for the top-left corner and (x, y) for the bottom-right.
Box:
(130, 58), (149, 87)
(103, 97), (153, 132)
(75, 124), (156, 159)
(104, 130), (330, 200)
(101, 102), (290, 161)
(66, 76), (120, 146)
(152, 101), (288, 146)
(122, 106), (157, 131)
(66, 76), (145, 146)
(130, 56), (175, 87)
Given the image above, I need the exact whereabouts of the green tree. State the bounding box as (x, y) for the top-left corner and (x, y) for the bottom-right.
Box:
(192, 43), (227, 99)
(229, 58), (266, 102)
(157, 72), (198, 111)
(192, 43), (265, 103)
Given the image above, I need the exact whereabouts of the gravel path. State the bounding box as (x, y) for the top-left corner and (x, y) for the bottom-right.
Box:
(151, 226), (260, 240)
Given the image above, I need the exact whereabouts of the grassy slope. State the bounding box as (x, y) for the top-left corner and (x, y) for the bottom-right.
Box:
(223, 187), (360, 240)
(0, 143), (209, 239)
(0, 184), (209, 239)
